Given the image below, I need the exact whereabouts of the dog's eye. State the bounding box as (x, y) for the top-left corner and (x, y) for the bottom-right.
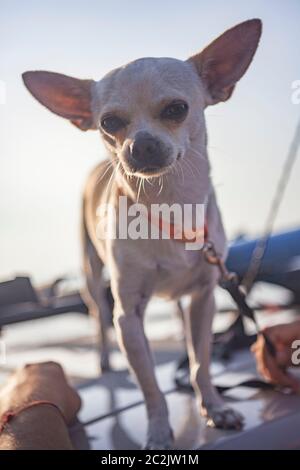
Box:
(100, 115), (126, 133)
(161, 101), (188, 121)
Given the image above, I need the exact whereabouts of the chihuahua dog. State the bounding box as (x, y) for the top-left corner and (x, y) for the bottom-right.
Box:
(23, 19), (262, 449)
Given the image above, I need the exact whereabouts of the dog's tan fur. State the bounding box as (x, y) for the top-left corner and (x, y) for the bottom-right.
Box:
(23, 19), (262, 449)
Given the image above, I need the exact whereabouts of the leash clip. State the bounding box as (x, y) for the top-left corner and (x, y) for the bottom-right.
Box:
(203, 241), (237, 283)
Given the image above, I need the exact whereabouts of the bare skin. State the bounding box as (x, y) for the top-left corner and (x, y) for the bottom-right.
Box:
(0, 362), (81, 450)
(251, 321), (300, 391)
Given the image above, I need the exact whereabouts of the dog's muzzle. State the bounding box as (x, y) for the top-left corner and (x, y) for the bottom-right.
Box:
(127, 132), (173, 175)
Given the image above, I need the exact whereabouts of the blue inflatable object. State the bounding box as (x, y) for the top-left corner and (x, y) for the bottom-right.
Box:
(226, 228), (300, 301)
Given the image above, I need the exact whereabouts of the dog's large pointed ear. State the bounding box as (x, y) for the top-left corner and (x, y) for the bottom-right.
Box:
(22, 71), (96, 130)
(187, 19), (262, 105)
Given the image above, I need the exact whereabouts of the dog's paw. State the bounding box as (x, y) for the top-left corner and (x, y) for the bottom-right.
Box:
(201, 404), (244, 430)
(144, 420), (174, 450)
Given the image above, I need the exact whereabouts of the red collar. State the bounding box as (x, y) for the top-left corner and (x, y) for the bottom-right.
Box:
(116, 186), (208, 244)
(148, 211), (208, 243)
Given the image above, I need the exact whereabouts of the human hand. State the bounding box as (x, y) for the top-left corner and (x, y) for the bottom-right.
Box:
(251, 321), (300, 391)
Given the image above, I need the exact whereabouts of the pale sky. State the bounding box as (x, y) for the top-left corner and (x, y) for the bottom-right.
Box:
(0, 0), (300, 282)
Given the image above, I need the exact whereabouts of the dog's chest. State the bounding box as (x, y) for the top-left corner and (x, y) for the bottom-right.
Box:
(154, 239), (199, 270)
(150, 240), (205, 298)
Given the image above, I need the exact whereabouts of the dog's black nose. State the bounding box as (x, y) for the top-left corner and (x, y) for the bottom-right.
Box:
(129, 132), (172, 173)
(131, 133), (161, 164)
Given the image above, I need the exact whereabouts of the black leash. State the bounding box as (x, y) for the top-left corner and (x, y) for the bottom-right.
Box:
(203, 241), (276, 358)
(174, 241), (277, 393)
(175, 359), (274, 394)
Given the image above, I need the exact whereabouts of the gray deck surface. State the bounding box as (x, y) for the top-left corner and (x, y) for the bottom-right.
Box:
(1, 295), (300, 450)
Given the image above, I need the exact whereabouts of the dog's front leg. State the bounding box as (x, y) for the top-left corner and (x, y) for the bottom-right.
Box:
(186, 279), (244, 430)
(111, 275), (173, 449)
